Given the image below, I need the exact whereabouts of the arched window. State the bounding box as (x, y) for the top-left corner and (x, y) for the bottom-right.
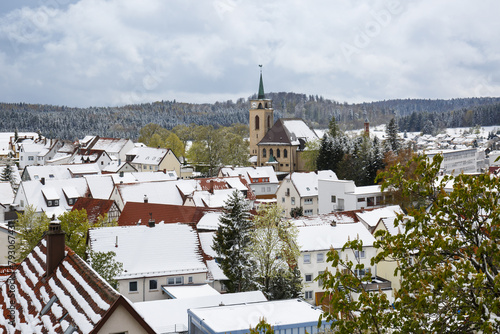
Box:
(284, 149), (288, 158)
(277, 149), (280, 158)
(262, 148), (266, 158)
(255, 115), (260, 130)
(269, 149), (274, 157)
(267, 115), (271, 129)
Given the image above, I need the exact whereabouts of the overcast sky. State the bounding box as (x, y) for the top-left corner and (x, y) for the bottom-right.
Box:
(0, 0), (499, 107)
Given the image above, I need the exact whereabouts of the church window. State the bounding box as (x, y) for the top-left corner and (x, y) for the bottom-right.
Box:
(262, 149), (266, 158)
(277, 149), (280, 158)
(270, 149), (274, 157)
(267, 115), (271, 128)
(284, 149), (288, 158)
(255, 115), (260, 130)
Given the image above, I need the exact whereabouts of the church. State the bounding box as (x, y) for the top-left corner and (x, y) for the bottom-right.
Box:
(249, 71), (319, 173)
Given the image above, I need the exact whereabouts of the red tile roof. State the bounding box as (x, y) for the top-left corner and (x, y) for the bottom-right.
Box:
(71, 197), (118, 224)
(118, 202), (219, 227)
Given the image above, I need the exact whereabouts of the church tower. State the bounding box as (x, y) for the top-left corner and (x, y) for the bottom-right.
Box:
(249, 68), (274, 156)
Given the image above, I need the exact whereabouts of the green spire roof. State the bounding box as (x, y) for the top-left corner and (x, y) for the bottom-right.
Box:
(258, 72), (265, 99)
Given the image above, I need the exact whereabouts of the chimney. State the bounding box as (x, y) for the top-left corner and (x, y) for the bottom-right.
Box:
(144, 195), (148, 203)
(119, 171), (124, 177)
(148, 212), (155, 227)
(46, 222), (65, 277)
(209, 180), (214, 194)
(40, 177), (45, 185)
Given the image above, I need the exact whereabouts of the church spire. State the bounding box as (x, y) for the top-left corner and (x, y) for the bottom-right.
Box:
(258, 65), (265, 99)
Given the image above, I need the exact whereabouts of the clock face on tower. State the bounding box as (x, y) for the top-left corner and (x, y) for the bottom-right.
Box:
(251, 102), (257, 108)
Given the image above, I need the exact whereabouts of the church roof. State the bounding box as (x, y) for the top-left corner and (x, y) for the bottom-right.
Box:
(258, 72), (265, 99)
(258, 118), (318, 147)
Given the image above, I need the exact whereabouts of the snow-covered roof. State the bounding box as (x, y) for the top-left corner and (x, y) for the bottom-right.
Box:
(91, 138), (131, 154)
(289, 170), (337, 197)
(188, 299), (327, 333)
(85, 175), (115, 199)
(24, 165), (73, 180)
(297, 222), (375, 252)
(89, 223), (207, 279)
(199, 232), (216, 258)
(356, 205), (402, 228)
(134, 291), (266, 334)
(0, 182), (14, 205)
(162, 284), (219, 299)
(353, 185), (382, 195)
(127, 147), (169, 165)
(282, 119), (318, 145)
(116, 180), (184, 206)
(219, 166), (278, 183)
(196, 212), (223, 230)
(206, 259), (227, 281)
(194, 189), (237, 208)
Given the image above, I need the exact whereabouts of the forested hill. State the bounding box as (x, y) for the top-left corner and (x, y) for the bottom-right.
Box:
(1, 94), (499, 140)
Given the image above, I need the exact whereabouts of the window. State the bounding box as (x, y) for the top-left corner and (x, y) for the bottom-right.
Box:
(331, 195), (336, 203)
(357, 197), (366, 202)
(291, 197), (295, 205)
(49, 174), (54, 179)
(317, 253), (324, 263)
(282, 197), (285, 203)
(367, 197), (375, 207)
(354, 250), (366, 259)
(267, 187), (271, 192)
(168, 277), (183, 285)
(277, 149), (280, 158)
(28, 156), (34, 161)
(149, 279), (158, 290)
(269, 149), (273, 157)
(188, 276), (193, 284)
(255, 115), (260, 130)
(305, 274), (313, 282)
(303, 254), (311, 264)
(305, 290), (313, 299)
(284, 149), (287, 158)
(20, 200), (24, 207)
(129, 281), (138, 292)
(262, 149), (266, 158)
(304, 209), (313, 215)
(318, 271), (325, 287)
(304, 198), (313, 205)
(261, 187), (265, 192)
(20, 156), (23, 161)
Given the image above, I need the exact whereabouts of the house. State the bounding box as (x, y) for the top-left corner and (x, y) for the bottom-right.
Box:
(318, 178), (388, 213)
(71, 197), (121, 224)
(218, 166), (279, 199)
(355, 205), (403, 233)
(102, 160), (138, 174)
(89, 223), (209, 302)
(0, 222), (156, 333)
(21, 163), (101, 182)
(187, 299), (330, 334)
(135, 291), (267, 334)
(424, 147), (479, 174)
(276, 170), (338, 218)
(14, 178), (89, 218)
(69, 150), (113, 170)
(292, 217), (390, 305)
(126, 146), (181, 177)
(249, 73), (319, 173)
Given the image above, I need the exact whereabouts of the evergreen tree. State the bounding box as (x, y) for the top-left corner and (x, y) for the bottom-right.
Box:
(385, 118), (400, 152)
(0, 163), (14, 185)
(212, 190), (254, 292)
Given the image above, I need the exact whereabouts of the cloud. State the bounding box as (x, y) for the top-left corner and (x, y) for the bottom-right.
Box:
(0, 0), (499, 107)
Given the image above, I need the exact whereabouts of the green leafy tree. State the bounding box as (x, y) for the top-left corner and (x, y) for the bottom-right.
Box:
(250, 204), (302, 300)
(212, 190), (254, 292)
(88, 250), (123, 289)
(14, 205), (51, 261)
(319, 154), (500, 333)
(302, 139), (320, 171)
(249, 318), (274, 334)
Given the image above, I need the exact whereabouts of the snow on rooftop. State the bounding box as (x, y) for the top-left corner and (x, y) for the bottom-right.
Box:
(128, 147), (168, 165)
(188, 299), (325, 333)
(206, 259), (227, 281)
(290, 170), (337, 197)
(353, 185), (382, 195)
(91, 138), (130, 153)
(84, 175), (115, 200)
(282, 119), (318, 145)
(134, 291), (266, 334)
(117, 180), (184, 206)
(0, 182), (15, 204)
(89, 223), (207, 279)
(297, 222), (375, 252)
(197, 212), (222, 231)
(199, 232), (216, 258)
(162, 284), (220, 299)
(356, 205), (402, 227)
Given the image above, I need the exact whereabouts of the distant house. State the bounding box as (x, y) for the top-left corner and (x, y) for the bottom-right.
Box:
(72, 197), (121, 224)
(89, 223), (209, 302)
(21, 163), (101, 182)
(276, 170), (338, 218)
(218, 166), (279, 199)
(318, 178), (388, 214)
(14, 178), (89, 218)
(69, 150), (113, 170)
(0, 222), (156, 333)
(89, 137), (135, 162)
(294, 220), (382, 305)
(18, 139), (62, 169)
(424, 147), (479, 174)
(126, 146), (181, 177)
